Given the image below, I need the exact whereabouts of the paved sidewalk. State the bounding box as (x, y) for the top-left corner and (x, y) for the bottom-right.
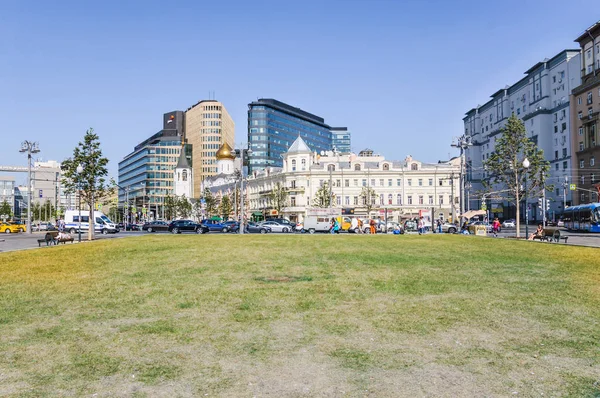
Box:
(0, 231), (146, 253)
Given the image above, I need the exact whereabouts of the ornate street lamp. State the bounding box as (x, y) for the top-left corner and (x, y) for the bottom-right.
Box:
(523, 158), (530, 238)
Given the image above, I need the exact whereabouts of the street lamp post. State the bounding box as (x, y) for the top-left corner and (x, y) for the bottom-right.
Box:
(523, 158), (530, 238)
(451, 135), (472, 223)
(19, 141), (40, 234)
(237, 147), (252, 235)
(76, 164), (83, 242)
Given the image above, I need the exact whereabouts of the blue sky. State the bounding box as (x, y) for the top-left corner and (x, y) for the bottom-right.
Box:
(1, 0), (598, 183)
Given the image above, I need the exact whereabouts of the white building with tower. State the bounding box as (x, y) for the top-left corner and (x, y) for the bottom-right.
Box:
(174, 147), (193, 198)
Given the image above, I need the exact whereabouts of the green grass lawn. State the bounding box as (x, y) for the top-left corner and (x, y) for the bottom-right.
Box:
(1, 234), (599, 397)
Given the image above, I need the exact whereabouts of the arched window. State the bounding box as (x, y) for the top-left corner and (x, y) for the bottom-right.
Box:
(388, 194), (393, 204)
(411, 163), (418, 170)
(328, 164), (335, 171)
(383, 163), (390, 170)
(291, 159), (296, 171)
(182, 170), (188, 181)
(354, 164), (361, 171)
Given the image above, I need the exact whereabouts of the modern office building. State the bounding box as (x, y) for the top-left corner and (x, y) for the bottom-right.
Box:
(247, 98), (348, 174)
(571, 21), (600, 205)
(0, 176), (15, 218)
(31, 160), (62, 210)
(331, 127), (351, 153)
(463, 49), (581, 221)
(185, 100), (235, 198)
(118, 111), (191, 221)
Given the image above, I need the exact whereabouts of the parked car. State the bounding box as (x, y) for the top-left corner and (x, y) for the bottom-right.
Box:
(168, 220), (209, 234)
(245, 221), (270, 234)
(557, 219), (565, 227)
(0, 222), (21, 234)
(224, 220), (240, 233)
(142, 220), (169, 232)
(266, 218), (296, 231)
(441, 222), (459, 234)
(200, 219), (230, 233)
(260, 220), (293, 233)
(33, 222), (56, 232)
(502, 219), (516, 228)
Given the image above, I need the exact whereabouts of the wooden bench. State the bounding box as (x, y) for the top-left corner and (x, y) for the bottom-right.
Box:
(37, 231), (75, 246)
(37, 231), (58, 247)
(532, 228), (568, 243)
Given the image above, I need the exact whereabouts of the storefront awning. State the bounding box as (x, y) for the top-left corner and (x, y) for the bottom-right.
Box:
(252, 211), (263, 216)
(460, 210), (487, 219)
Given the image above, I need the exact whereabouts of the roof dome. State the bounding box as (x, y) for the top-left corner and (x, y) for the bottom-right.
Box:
(216, 143), (236, 160)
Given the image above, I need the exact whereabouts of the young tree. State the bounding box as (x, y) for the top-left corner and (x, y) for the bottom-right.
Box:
(0, 200), (11, 219)
(192, 199), (203, 221)
(32, 202), (41, 223)
(202, 188), (217, 217)
(61, 128), (112, 240)
(313, 182), (334, 208)
(268, 182), (289, 215)
(483, 114), (551, 237)
(219, 194), (232, 219)
(177, 195), (192, 218)
(164, 195), (177, 220)
(359, 186), (377, 215)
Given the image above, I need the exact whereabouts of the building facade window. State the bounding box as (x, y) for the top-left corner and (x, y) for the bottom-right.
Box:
(439, 195), (443, 205)
(418, 195), (424, 205)
(407, 195), (412, 205)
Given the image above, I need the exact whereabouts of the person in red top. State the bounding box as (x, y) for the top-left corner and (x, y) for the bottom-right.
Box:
(492, 217), (501, 237)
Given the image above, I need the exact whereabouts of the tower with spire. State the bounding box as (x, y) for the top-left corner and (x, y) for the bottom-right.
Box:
(174, 147), (193, 198)
(283, 135), (314, 173)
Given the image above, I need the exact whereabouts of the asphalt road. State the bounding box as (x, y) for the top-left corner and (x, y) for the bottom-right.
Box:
(1, 227), (599, 254)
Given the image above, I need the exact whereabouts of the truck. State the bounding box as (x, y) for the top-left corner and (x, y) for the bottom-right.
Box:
(63, 210), (119, 234)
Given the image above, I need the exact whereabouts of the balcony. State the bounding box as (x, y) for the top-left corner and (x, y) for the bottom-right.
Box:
(582, 112), (599, 124)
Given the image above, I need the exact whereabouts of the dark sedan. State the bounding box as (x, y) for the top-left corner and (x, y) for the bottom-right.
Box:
(168, 220), (209, 234)
(142, 220), (169, 232)
(224, 221), (240, 233)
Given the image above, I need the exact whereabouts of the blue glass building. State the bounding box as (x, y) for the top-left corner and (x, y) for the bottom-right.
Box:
(247, 99), (348, 173)
(331, 127), (351, 153)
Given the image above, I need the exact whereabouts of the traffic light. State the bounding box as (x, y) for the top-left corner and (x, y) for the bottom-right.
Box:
(546, 199), (551, 211)
(538, 198), (543, 214)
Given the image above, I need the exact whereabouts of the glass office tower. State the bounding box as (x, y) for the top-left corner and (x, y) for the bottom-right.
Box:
(248, 99), (340, 174)
(331, 127), (351, 153)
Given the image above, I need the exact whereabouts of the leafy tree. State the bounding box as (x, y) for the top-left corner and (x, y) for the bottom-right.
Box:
(32, 202), (41, 222)
(61, 128), (112, 240)
(313, 182), (334, 208)
(219, 194), (232, 219)
(483, 114), (551, 237)
(359, 186), (377, 214)
(177, 195), (192, 218)
(202, 188), (217, 217)
(41, 199), (55, 222)
(164, 195), (177, 220)
(268, 182), (289, 215)
(192, 199), (203, 221)
(0, 200), (11, 219)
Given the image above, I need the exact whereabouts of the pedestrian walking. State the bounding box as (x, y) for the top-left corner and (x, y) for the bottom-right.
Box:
(369, 219), (376, 234)
(417, 217), (424, 235)
(436, 219), (442, 234)
(357, 218), (364, 234)
(492, 217), (501, 237)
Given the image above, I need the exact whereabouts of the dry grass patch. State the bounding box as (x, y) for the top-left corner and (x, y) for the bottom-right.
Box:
(0, 234), (599, 397)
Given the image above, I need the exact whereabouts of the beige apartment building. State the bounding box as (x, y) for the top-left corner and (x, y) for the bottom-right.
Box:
(185, 100), (235, 198)
(571, 21), (600, 204)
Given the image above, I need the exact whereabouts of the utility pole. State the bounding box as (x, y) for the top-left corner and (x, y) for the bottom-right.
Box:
(563, 176), (568, 210)
(19, 141), (40, 234)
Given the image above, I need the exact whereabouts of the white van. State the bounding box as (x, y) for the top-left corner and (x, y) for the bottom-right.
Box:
(63, 210), (118, 234)
(302, 216), (332, 234)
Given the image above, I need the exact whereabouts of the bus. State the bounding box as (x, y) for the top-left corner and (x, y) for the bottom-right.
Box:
(563, 203), (600, 232)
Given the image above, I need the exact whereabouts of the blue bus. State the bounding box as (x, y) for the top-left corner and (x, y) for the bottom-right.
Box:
(563, 203), (600, 232)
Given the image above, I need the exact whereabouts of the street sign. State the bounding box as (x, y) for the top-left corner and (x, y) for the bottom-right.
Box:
(142, 208), (147, 214)
(132, 207), (137, 212)
(569, 184), (576, 191)
(481, 203), (487, 211)
(96, 203), (102, 210)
